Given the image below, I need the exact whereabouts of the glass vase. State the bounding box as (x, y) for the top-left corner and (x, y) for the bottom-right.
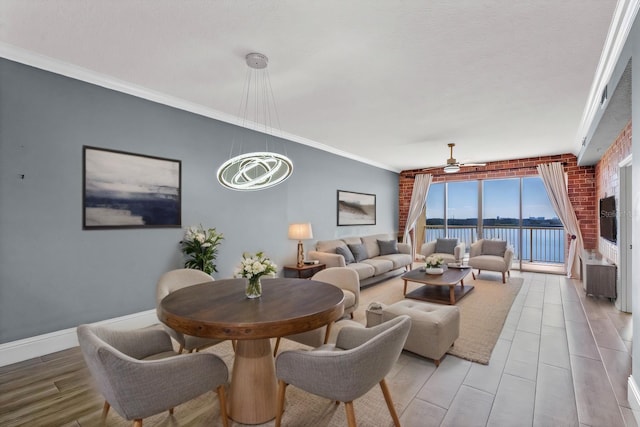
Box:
(245, 277), (262, 299)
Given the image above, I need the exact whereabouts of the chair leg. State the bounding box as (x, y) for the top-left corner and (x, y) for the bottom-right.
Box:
(273, 337), (281, 357)
(102, 401), (110, 418)
(133, 420), (143, 427)
(216, 384), (229, 427)
(379, 379), (401, 427)
(275, 380), (288, 427)
(168, 408), (174, 415)
(502, 272), (506, 283)
(350, 312), (354, 319)
(472, 271), (476, 280)
(344, 401), (357, 427)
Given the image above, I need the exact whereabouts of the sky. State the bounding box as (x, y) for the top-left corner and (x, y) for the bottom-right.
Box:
(426, 177), (558, 220)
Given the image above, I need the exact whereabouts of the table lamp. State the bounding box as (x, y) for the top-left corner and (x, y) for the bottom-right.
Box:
(288, 223), (313, 267)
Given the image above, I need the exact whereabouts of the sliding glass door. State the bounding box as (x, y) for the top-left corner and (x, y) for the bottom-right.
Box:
(482, 178), (520, 259)
(424, 177), (563, 269)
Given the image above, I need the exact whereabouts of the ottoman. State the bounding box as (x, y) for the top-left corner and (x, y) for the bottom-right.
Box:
(367, 300), (460, 366)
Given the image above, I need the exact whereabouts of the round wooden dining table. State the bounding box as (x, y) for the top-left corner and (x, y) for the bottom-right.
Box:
(158, 277), (345, 425)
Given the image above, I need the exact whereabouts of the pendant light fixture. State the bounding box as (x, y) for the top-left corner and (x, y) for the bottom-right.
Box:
(217, 53), (293, 191)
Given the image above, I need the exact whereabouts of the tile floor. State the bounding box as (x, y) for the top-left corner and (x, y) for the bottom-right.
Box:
(384, 270), (636, 427)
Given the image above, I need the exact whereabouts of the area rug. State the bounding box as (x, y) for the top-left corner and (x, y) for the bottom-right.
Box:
(446, 276), (523, 365)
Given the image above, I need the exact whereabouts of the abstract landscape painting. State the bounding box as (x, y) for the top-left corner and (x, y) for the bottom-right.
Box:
(337, 190), (376, 226)
(83, 146), (181, 229)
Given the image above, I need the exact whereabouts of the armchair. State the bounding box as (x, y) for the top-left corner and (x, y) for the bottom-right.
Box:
(76, 324), (229, 427)
(467, 239), (514, 283)
(421, 238), (465, 264)
(274, 315), (411, 427)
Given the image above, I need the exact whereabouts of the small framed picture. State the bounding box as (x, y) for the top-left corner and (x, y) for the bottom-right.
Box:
(337, 190), (376, 226)
(83, 146), (181, 229)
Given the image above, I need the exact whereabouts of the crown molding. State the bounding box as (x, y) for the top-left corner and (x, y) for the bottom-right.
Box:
(575, 0), (640, 154)
(0, 42), (398, 173)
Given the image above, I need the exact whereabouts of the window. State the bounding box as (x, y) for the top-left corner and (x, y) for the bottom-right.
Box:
(424, 177), (563, 267)
(447, 181), (478, 246)
(522, 177), (563, 263)
(482, 179), (520, 257)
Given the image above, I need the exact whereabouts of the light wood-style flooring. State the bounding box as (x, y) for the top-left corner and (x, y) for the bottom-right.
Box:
(0, 270), (635, 426)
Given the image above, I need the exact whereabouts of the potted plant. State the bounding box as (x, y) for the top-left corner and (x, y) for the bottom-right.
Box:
(180, 225), (224, 276)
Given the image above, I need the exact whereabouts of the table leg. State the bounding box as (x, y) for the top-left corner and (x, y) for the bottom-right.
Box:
(403, 279), (408, 296)
(229, 339), (276, 424)
(449, 285), (455, 305)
(324, 322), (333, 344)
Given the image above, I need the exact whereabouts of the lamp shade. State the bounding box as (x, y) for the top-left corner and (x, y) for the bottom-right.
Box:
(288, 223), (313, 240)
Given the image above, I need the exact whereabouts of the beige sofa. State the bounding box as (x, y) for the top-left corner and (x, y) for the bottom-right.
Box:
(308, 234), (412, 287)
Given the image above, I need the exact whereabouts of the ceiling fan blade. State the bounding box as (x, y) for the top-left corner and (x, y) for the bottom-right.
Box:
(460, 162), (487, 167)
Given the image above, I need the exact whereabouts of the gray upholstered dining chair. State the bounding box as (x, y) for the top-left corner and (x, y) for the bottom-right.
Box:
(272, 267), (360, 356)
(76, 324), (229, 427)
(156, 268), (225, 353)
(312, 267), (360, 319)
(274, 315), (411, 427)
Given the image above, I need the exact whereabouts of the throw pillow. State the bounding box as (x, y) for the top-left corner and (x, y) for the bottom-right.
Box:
(483, 240), (507, 257)
(348, 243), (369, 263)
(336, 245), (355, 264)
(377, 239), (399, 255)
(435, 238), (458, 255)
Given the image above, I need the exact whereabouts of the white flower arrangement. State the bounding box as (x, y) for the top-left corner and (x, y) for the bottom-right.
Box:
(425, 255), (444, 268)
(236, 251), (277, 281)
(180, 225), (224, 275)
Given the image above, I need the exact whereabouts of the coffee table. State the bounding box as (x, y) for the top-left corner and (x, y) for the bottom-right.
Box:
(402, 266), (473, 305)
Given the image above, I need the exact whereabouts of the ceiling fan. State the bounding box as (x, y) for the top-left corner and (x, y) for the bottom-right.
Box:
(433, 143), (487, 173)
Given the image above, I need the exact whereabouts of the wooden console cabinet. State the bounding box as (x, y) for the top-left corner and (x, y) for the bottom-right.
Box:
(580, 250), (617, 300)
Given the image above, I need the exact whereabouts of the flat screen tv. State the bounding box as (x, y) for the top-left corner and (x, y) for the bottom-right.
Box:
(599, 196), (617, 244)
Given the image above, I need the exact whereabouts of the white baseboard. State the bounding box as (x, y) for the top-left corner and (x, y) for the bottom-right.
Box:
(0, 309), (158, 367)
(628, 375), (640, 424)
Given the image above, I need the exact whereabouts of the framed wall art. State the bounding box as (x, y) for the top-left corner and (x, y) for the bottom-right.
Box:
(83, 146), (181, 229)
(337, 190), (376, 226)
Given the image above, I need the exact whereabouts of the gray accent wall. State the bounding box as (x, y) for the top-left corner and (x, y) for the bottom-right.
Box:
(0, 58), (399, 343)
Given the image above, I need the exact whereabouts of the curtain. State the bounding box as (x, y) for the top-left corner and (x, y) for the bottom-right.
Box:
(536, 162), (584, 278)
(403, 174), (432, 259)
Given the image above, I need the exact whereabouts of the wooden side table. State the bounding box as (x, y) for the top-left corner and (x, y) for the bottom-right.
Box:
(283, 263), (326, 279)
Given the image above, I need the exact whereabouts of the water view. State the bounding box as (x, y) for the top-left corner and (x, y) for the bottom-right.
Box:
(425, 178), (565, 264)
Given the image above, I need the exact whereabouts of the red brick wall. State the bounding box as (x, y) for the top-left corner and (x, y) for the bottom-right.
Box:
(595, 120), (632, 261)
(399, 153), (597, 249)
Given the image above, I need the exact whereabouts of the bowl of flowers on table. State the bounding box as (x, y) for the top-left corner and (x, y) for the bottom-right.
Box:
(424, 255), (445, 274)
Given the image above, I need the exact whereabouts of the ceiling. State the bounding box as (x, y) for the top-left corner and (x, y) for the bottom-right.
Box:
(0, 1), (620, 172)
